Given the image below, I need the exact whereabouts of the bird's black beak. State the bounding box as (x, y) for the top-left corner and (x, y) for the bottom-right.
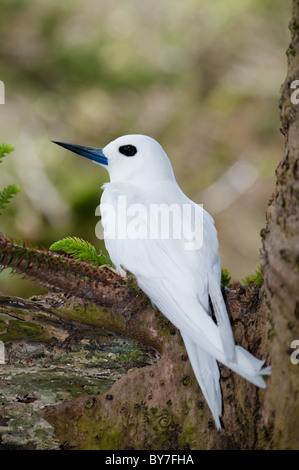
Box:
(52, 141), (108, 166)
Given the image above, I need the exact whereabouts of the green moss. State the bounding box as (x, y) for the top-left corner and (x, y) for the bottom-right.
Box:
(157, 315), (172, 338)
(94, 430), (123, 450)
(0, 317), (50, 343)
(268, 325), (276, 341)
(122, 267), (141, 295)
(242, 265), (264, 288)
(150, 407), (159, 415)
(180, 427), (197, 450)
(57, 403), (182, 450)
(182, 376), (191, 386)
(34, 428), (51, 441)
(66, 412), (124, 450)
(61, 300), (121, 332)
(0, 318), (7, 332)
(221, 267), (232, 288)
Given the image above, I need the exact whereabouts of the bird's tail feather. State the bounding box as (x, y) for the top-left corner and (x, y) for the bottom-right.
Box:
(225, 345), (271, 388)
(165, 292), (271, 389)
(181, 333), (270, 429)
(181, 333), (222, 430)
(207, 274), (271, 386)
(142, 281), (271, 420)
(171, 304), (271, 390)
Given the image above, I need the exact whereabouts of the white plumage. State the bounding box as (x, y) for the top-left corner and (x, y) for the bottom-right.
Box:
(56, 134), (271, 429)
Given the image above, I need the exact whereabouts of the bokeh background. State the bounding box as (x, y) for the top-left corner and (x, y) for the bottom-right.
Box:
(0, 0), (291, 297)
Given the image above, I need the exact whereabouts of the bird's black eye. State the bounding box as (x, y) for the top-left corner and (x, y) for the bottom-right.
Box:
(118, 145), (137, 157)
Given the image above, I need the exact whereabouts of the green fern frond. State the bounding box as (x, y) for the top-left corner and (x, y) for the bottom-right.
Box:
(0, 184), (20, 214)
(221, 267), (232, 288)
(50, 236), (113, 267)
(0, 143), (15, 163)
(242, 265), (263, 288)
(0, 143), (19, 214)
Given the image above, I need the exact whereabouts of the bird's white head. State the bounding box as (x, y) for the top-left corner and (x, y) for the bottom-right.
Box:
(53, 134), (176, 184)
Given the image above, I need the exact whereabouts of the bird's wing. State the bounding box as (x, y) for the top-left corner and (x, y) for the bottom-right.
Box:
(208, 273), (236, 362)
(102, 182), (270, 384)
(197, 205), (236, 362)
(102, 183), (231, 356)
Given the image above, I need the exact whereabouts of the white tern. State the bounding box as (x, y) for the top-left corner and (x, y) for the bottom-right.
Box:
(54, 134), (271, 429)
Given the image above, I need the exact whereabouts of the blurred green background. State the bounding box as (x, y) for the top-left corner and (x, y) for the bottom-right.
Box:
(0, 0), (291, 297)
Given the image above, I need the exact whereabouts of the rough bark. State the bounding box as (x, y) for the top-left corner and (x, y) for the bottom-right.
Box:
(1, 2), (299, 450)
(259, 0), (299, 450)
(0, 285), (272, 450)
(0, 292), (158, 449)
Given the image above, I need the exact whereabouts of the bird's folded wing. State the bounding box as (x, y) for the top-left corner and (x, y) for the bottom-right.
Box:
(208, 274), (236, 363)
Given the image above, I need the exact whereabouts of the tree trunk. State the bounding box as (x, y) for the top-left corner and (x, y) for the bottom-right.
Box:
(259, 0), (299, 449)
(0, 285), (272, 450)
(0, 2), (299, 451)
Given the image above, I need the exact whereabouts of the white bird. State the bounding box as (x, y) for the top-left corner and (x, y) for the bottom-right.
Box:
(53, 134), (271, 429)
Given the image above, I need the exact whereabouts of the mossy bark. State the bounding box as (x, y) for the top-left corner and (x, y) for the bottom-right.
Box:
(0, 286), (273, 450)
(0, 293), (157, 449)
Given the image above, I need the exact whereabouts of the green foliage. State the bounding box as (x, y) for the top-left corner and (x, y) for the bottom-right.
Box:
(0, 143), (15, 162)
(0, 184), (20, 214)
(50, 236), (113, 267)
(0, 143), (20, 215)
(242, 265), (264, 288)
(221, 267), (232, 288)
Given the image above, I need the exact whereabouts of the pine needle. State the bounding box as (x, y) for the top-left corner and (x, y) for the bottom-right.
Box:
(0, 184), (20, 214)
(242, 265), (264, 287)
(221, 267), (232, 288)
(50, 236), (113, 267)
(0, 144), (20, 215)
(0, 143), (15, 163)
